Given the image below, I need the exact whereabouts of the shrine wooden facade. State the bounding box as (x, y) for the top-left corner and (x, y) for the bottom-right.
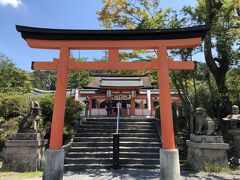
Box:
(78, 75), (181, 117)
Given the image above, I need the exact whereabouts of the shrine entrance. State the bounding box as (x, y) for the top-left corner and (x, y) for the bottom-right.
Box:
(16, 25), (209, 180)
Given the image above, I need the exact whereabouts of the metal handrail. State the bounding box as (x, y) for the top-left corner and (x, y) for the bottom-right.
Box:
(116, 103), (120, 133)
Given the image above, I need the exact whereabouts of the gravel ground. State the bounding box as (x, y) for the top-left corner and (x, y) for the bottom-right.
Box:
(1, 169), (240, 180)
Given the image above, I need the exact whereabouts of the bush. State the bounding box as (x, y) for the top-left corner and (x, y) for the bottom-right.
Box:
(36, 94), (84, 143)
(0, 117), (19, 151)
(0, 92), (30, 119)
(0, 92), (84, 150)
(0, 92), (32, 151)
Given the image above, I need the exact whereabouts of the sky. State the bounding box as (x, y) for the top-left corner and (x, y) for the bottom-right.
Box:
(0, 0), (202, 71)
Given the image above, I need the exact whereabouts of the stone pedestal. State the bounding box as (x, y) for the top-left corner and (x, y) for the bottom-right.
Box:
(2, 133), (47, 172)
(43, 149), (64, 180)
(229, 129), (240, 165)
(187, 134), (229, 171)
(160, 149), (181, 180)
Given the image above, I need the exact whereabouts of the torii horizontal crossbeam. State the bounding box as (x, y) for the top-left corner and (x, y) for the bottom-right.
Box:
(32, 58), (195, 71)
(26, 38), (201, 50)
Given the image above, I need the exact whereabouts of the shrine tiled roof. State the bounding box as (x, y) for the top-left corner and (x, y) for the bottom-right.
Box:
(85, 76), (152, 89)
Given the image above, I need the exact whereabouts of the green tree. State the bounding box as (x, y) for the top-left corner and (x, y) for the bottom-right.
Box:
(0, 53), (32, 93)
(182, 0), (240, 116)
(37, 94), (84, 143)
(31, 58), (90, 90)
(97, 0), (200, 135)
(97, 0), (240, 128)
(226, 68), (240, 106)
(31, 70), (56, 91)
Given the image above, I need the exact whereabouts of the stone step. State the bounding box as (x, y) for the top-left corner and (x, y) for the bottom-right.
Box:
(64, 164), (112, 171)
(120, 147), (160, 153)
(67, 152), (112, 158)
(65, 157), (112, 164)
(72, 141), (160, 148)
(77, 128), (157, 133)
(120, 158), (160, 165)
(67, 152), (159, 159)
(64, 117), (160, 170)
(73, 137), (160, 143)
(69, 146), (160, 153)
(120, 152), (159, 159)
(64, 163), (160, 171)
(120, 164), (160, 169)
(65, 157), (159, 165)
(79, 124), (156, 129)
(69, 147), (112, 152)
(82, 121), (155, 125)
(75, 132), (159, 138)
(86, 118), (157, 122)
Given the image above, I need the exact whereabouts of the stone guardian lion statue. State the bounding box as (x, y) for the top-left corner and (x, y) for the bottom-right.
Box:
(18, 101), (42, 133)
(195, 107), (215, 135)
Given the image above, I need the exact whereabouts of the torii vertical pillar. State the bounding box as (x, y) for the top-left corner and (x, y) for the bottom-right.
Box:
(158, 47), (180, 180)
(43, 46), (69, 180)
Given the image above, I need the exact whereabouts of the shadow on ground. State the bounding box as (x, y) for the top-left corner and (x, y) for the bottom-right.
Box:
(64, 169), (240, 180)
(181, 171), (240, 180)
(64, 168), (161, 180)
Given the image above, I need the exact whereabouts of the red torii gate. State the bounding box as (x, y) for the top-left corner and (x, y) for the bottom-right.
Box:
(17, 25), (209, 179)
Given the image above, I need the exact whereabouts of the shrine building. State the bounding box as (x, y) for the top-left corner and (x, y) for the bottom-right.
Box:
(78, 74), (181, 117)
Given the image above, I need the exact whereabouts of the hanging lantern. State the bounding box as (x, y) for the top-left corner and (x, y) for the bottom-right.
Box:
(131, 90), (136, 97)
(107, 90), (112, 97)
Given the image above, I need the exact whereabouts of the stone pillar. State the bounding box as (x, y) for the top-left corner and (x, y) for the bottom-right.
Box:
(130, 97), (135, 116)
(160, 149), (180, 180)
(146, 90), (151, 118)
(43, 149), (65, 180)
(229, 129), (240, 165)
(2, 133), (47, 172)
(187, 134), (229, 171)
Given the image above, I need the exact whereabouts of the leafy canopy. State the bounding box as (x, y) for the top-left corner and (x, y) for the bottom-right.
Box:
(0, 53), (32, 93)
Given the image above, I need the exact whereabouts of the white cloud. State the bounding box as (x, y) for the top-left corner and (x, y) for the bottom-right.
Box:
(0, 0), (22, 8)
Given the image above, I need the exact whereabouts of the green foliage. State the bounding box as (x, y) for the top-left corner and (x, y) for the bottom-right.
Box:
(98, 0), (176, 29)
(182, 0), (239, 107)
(36, 94), (84, 142)
(68, 71), (90, 89)
(0, 53), (32, 93)
(64, 96), (85, 136)
(0, 117), (19, 151)
(203, 163), (231, 173)
(226, 68), (240, 105)
(97, 0), (178, 77)
(0, 92), (30, 119)
(0, 171), (43, 178)
(31, 58), (90, 90)
(31, 71), (56, 91)
(68, 58), (90, 89)
(37, 94), (54, 124)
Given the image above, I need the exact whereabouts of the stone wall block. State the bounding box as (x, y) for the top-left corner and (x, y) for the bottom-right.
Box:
(3, 154), (12, 164)
(18, 147), (31, 154)
(2, 133), (47, 172)
(187, 135), (229, 171)
(3, 147), (19, 154)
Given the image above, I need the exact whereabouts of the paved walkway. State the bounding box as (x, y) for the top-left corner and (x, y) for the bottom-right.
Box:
(63, 169), (240, 180)
(1, 169), (240, 180)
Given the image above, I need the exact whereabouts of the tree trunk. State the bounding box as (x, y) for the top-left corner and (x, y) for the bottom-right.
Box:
(171, 72), (194, 136)
(204, 0), (231, 118)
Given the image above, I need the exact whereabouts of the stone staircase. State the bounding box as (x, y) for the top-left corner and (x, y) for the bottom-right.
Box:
(64, 117), (161, 171)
